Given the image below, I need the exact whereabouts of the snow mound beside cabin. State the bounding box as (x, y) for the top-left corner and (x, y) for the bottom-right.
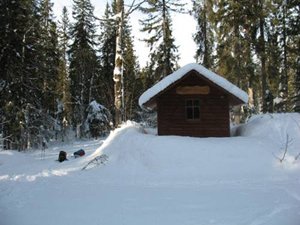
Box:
(91, 115), (300, 186)
(236, 113), (300, 154)
(237, 113), (300, 138)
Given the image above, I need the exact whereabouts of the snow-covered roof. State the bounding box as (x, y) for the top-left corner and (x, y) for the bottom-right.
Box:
(139, 63), (248, 109)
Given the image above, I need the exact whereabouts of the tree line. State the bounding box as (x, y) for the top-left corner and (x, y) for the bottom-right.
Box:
(0, 0), (299, 150)
(192, 0), (299, 119)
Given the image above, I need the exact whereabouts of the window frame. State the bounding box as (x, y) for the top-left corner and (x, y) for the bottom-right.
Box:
(185, 99), (201, 121)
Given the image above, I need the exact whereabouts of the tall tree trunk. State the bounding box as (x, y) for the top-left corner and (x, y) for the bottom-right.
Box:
(259, 0), (268, 113)
(282, 0), (288, 112)
(113, 0), (125, 126)
(162, 0), (168, 78)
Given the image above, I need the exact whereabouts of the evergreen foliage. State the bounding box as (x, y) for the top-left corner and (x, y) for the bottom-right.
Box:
(192, 0), (300, 116)
(56, 6), (72, 141)
(98, 1), (141, 122)
(294, 58), (300, 112)
(85, 100), (112, 138)
(121, 14), (140, 121)
(0, 0), (59, 149)
(192, 0), (214, 69)
(38, 0), (60, 117)
(68, 0), (99, 138)
(1, 0), (299, 150)
(98, 3), (116, 116)
(139, 0), (184, 81)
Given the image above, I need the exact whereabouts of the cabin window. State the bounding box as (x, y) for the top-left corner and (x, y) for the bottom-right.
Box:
(185, 99), (200, 120)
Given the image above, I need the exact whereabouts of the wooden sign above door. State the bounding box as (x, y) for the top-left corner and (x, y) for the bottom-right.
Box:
(176, 85), (210, 95)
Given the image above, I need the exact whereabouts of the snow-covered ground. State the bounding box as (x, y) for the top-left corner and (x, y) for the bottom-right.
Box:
(1, 113), (300, 225)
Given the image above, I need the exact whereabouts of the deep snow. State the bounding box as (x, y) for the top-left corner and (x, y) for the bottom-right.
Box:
(0, 113), (300, 225)
(139, 63), (248, 109)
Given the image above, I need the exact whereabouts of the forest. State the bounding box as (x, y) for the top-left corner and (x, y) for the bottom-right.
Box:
(0, 0), (299, 150)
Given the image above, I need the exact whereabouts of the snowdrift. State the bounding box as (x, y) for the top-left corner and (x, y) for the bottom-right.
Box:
(1, 113), (299, 225)
(236, 113), (300, 147)
(90, 114), (300, 186)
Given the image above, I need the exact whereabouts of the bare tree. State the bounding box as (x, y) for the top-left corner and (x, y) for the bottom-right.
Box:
(273, 134), (293, 163)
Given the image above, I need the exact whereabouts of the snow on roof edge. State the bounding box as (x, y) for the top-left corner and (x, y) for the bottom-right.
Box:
(139, 63), (248, 109)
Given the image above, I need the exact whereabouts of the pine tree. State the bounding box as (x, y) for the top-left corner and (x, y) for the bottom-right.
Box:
(294, 58), (300, 112)
(56, 6), (72, 141)
(98, 1), (141, 122)
(98, 3), (116, 116)
(0, 0), (25, 149)
(192, 0), (214, 68)
(15, 0), (60, 149)
(253, 0), (272, 113)
(269, 0), (289, 112)
(85, 100), (112, 138)
(208, 0), (258, 120)
(140, 0), (184, 80)
(38, 0), (60, 118)
(286, 0), (300, 112)
(213, 0), (254, 90)
(278, 0), (289, 112)
(0, 0), (45, 149)
(123, 22), (140, 121)
(69, 0), (99, 138)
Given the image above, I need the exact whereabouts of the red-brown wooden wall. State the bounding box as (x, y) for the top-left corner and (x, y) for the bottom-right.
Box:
(157, 71), (230, 137)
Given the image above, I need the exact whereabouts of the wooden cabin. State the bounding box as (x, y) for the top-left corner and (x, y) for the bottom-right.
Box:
(139, 63), (248, 137)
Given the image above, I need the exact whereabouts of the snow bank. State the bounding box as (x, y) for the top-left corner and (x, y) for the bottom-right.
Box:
(90, 121), (144, 158)
(1, 114), (300, 225)
(236, 113), (300, 152)
(0, 140), (104, 182)
(238, 113), (300, 137)
(235, 113), (300, 171)
(88, 114), (300, 187)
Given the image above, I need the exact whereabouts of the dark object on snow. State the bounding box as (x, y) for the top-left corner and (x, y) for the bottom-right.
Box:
(74, 149), (85, 158)
(58, 151), (67, 162)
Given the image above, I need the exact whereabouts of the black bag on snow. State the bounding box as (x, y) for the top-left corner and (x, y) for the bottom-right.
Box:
(58, 151), (67, 162)
(74, 149), (85, 158)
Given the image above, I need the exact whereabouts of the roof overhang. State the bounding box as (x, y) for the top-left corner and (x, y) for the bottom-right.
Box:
(139, 63), (248, 110)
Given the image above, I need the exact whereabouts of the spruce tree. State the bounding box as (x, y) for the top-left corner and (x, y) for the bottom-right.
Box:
(286, 0), (300, 112)
(69, 0), (99, 137)
(38, 0), (60, 118)
(253, 0), (272, 113)
(0, 0), (24, 148)
(15, 0), (60, 149)
(98, 3), (116, 115)
(294, 58), (300, 112)
(213, 0), (254, 90)
(192, 0), (214, 68)
(269, 0), (289, 112)
(140, 0), (184, 80)
(98, 1), (141, 124)
(56, 6), (72, 141)
(208, 0), (258, 120)
(0, 0), (44, 149)
(122, 22), (140, 121)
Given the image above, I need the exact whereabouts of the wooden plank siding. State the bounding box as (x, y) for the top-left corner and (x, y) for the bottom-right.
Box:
(157, 72), (230, 137)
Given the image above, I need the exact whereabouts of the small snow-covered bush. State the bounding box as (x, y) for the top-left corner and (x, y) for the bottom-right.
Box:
(85, 100), (112, 138)
(136, 110), (157, 128)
